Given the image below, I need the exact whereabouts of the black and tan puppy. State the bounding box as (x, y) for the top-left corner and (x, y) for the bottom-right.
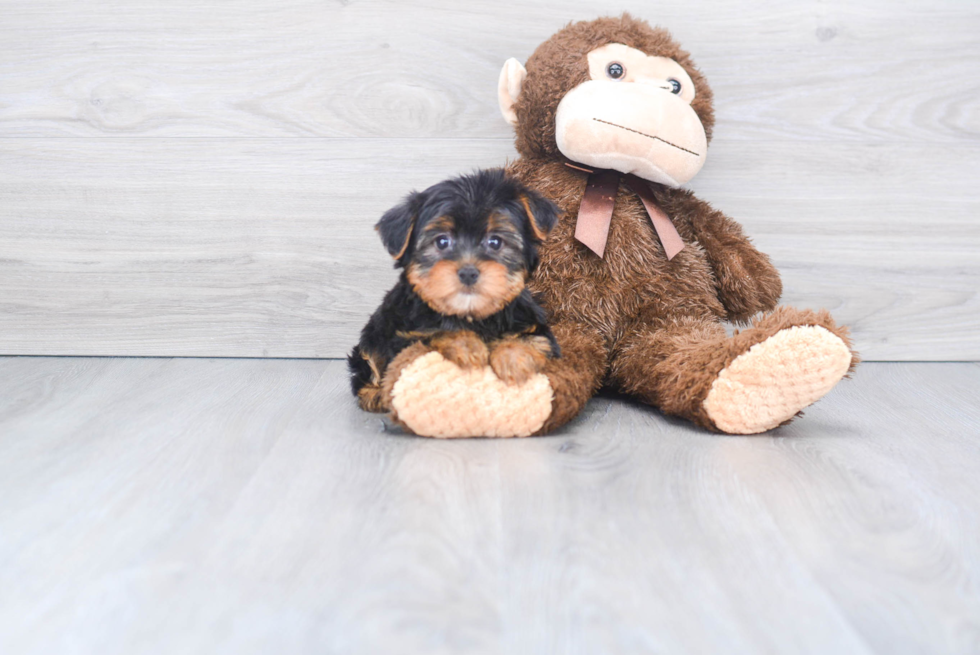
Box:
(349, 168), (561, 413)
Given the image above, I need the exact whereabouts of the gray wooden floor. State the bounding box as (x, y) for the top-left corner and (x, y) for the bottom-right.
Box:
(1, 358), (978, 654)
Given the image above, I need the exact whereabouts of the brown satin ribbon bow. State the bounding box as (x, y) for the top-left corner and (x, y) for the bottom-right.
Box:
(567, 162), (685, 260)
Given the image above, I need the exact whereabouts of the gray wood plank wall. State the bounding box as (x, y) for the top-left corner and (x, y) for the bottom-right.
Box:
(1, 0), (978, 359)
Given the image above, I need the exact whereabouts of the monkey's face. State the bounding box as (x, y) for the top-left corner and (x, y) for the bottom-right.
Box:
(498, 16), (715, 186)
(554, 43), (707, 187)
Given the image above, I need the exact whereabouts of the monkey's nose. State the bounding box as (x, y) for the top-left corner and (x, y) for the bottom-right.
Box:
(458, 265), (480, 287)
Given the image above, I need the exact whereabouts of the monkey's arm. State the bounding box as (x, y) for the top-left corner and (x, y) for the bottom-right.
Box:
(684, 198), (782, 324)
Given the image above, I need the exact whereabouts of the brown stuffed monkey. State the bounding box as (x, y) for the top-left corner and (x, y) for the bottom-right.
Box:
(377, 14), (857, 437)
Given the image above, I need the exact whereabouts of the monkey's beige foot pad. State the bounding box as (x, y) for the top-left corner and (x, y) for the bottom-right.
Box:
(389, 351), (553, 438)
(703, 326), (852, 434)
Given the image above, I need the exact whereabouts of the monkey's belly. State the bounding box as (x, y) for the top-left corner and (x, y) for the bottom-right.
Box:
(531, 230), (725, 339)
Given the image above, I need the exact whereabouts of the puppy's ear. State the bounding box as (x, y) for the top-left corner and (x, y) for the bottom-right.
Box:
(518, 189), (560, 242)
(375, 191), (424, 264)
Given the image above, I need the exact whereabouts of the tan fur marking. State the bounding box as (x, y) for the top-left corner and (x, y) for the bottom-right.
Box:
(424, 216), (455, 233)
(358, 349), (394, 412)
(408, 260), (462, 310)
(473, 261), (525, 316)
(408, 260), (525, 320)
(430, 330), (490, 369)
(357, 384), (387, 413)
(520, 195), (549, 241)
(361, 350), (383, 385)
(488, 213), (520, 236)
(490, 336), (551, 385)
(395, 329), (439, 340)
(385, 221), (414, 261)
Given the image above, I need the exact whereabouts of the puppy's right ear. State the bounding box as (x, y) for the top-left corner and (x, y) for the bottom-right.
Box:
(375, 191), (424, 265)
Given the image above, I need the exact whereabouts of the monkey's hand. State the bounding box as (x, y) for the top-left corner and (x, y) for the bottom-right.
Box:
(429, 330), (490, 369)
(490, 336), (551, 386)
(688, 203), (782, 324)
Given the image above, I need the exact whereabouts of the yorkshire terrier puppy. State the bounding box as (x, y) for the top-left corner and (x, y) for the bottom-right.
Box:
(349, 168), (561, 413)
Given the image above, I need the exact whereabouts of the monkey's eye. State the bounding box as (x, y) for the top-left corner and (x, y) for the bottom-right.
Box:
(435, 235), (453, 251)
(606, 62), (625, 80)
(667, 78), (682, 94)
(486, 235), (503, 251)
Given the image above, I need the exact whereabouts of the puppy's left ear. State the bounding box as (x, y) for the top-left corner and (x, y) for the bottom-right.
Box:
(375, 191), (424, 265)
(518, 189), (560, 242)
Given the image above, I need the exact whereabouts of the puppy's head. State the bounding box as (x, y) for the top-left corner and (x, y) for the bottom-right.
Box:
(376, 168), (559, 320)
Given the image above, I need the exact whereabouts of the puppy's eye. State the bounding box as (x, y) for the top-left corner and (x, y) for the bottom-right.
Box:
(667, 78), (682, 94)
(486, 235), (503, 251)
(606, 62), (625, 80)
(435, 235), (453, 251)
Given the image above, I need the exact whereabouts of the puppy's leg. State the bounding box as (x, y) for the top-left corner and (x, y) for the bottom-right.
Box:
(429, 330), (490, 369)
(350, 347), (389, 413)
(357, 385), (386, 413)
(489, 335), (552, 386)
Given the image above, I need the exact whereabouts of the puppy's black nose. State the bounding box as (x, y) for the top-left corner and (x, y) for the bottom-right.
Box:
(458, 265), (480, 286)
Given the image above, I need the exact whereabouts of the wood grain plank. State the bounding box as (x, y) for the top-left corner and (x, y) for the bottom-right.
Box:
(497, 362), (980, 654)
(498, 400), (877, 654)
(0, 357), (506, 655)
(0, 138), (514, 358)
(1, 358), (978, 653)
(0, 0), (976, 142)
(752, 363), (980, 653)
(1, 138), (977, 359)
(1, 0), (978, 360)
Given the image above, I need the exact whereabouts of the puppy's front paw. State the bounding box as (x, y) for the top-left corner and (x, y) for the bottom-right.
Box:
(357, 384), (388, 413)
(490, 338), (549, 385)
(430, 330), (490, 369)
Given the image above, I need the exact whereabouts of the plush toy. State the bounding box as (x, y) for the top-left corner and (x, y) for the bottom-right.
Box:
(376, 14), (857, 437)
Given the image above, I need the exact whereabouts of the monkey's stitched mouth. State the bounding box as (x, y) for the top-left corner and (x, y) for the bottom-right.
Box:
(592, 118), (701, 157)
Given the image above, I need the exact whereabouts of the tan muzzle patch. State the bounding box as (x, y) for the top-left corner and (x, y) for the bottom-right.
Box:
(555, 80), (707, 187)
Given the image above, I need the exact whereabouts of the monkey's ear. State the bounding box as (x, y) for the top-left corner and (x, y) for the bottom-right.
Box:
(375, 192), (423, 263)
(498, 58), (527, 126)
(519, 190), (560, 242)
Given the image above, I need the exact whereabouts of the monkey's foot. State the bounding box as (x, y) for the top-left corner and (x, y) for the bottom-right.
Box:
(702, 325), (853, 434)
(386, 351), (553, 438)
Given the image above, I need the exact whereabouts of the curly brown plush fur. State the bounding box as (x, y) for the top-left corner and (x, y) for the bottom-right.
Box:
(380, 13), (857, 435)
(512, 14), (856, 432)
